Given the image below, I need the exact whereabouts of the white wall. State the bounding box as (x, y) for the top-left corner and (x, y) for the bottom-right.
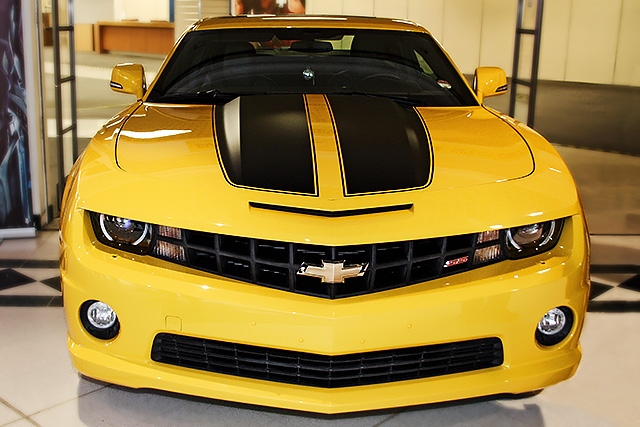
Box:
(538, 0), (571, 82)
(441, 0), (484, 75)
(563, 0), (622, 84)
(113, 0), (170, 22)
(72, 0), (640, 86)
(75, 0), (114, 24)
(542, 0), (640, 86)
(306, 0), (640, 86)
(615, 0), (640, 85)
(74, 0), (170, 24)
(174, 0), (231, 41)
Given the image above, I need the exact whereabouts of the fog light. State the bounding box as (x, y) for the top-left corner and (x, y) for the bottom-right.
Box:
(80, 300), (120, 340)
(538, 308), (566, 335)
(535, 306), (573, 347)
(87, 301), (117, 328)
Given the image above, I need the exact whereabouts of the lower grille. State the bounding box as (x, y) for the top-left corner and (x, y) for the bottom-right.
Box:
(151, 333), (503, 388)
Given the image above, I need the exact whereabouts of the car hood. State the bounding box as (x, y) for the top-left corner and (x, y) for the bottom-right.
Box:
(78, 94), (579, 243)
(116, 94), (533, 194)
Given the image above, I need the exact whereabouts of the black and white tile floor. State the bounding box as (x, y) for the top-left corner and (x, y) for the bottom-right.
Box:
(1, 229), (639, 427)
(0, 231), (61, 308)
(0, 260), (61, 308)
(1, 242), (639, 312)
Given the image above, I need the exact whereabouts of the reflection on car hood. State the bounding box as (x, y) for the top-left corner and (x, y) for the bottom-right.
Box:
(116, 94), (534, 195)
(76, 93), (581, 243)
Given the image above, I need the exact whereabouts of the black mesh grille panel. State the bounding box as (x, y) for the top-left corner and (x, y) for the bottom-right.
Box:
(151, 334), (504, 388)
(150, 228), (505, 299)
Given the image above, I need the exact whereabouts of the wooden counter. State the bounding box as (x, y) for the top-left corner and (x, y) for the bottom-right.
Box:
(95, 21), (175, 55)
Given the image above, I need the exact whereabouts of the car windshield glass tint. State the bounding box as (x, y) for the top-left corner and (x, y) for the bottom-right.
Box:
(148, 28), (478, 107)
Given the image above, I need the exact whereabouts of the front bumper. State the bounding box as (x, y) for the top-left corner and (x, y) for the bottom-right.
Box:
(61, 214), (589, 414)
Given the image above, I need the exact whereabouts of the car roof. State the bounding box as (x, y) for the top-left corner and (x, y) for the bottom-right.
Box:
(192, 15), (429, 34)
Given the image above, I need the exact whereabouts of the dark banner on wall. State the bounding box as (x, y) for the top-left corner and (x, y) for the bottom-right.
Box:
(0, 0), (33, 232)
(233, 0), (306, 15)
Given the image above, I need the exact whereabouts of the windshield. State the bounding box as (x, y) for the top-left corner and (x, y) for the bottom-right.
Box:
(148, 28), (478, 107)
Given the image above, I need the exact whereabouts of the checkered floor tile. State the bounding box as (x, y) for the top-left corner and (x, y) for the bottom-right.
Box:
(589, 265), (640, 312)
(0, 260), (61, 307)
(1, 260), (639, 311)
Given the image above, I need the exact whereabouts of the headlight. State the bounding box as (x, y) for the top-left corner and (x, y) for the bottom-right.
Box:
(505, 219), (564, 259)
(90, 212), (153, 254)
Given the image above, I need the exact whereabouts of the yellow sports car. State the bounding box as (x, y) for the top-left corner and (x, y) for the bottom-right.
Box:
(60, 15), (590, 413)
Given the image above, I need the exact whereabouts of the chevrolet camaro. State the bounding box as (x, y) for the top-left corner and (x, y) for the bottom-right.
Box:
(60, 15), (590, 413)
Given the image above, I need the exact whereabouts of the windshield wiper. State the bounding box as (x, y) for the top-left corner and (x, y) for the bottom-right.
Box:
(337, 91), (428, 107)
(149, 90), (240, 104)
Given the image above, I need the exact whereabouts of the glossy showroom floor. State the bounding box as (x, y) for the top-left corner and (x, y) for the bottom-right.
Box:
(1, 51), (640, 427)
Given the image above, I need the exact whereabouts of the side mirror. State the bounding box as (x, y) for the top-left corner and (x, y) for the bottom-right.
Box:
(110, 63), (146, 100)
(474, 67), (508, 103)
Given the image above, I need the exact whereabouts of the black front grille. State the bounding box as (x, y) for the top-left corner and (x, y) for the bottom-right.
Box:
(150, 228), (505, 299)
(151, 333), (504, 388)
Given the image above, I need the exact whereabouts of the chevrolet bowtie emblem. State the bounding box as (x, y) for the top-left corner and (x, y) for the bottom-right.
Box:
(297, 261), (368, 284)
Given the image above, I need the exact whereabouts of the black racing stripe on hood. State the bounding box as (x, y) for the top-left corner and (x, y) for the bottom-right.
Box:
(215, 95), (317, 195)
(327, 95), (432, 195)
